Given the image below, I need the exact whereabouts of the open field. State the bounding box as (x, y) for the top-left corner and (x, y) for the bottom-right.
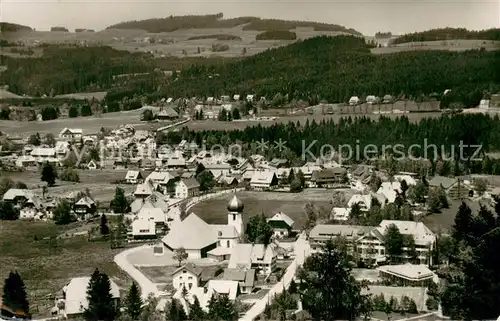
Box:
(0, 108), (168, 137)
(7, 27), (499, 59)
(422, 198), (491, 234)
(2, 169), (136, 202)
(0, 221), (132, 317)
(185, 112), (442, 131)
(190, 190), (334, 229)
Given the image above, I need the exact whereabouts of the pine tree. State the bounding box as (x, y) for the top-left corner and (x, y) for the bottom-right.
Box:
(2, 271), (29, 316)
(453, 202), (473, 244)
(189, 296), (206, 321)
(110, 187), (129, 214)
(100, 214), (110, 235)
(124, 282), (143, 319)
(167, 298), (187, 321)
(84, 268), (117, 321)
(208, 294), (238, 321)
(41, 162), (57, 186)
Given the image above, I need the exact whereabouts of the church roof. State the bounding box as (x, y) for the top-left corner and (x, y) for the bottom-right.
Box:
(162, 213), (218, 250)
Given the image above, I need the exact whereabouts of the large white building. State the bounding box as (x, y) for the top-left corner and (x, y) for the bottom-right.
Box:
(309, 220), (436, 265)
(162, 195), (245, 259)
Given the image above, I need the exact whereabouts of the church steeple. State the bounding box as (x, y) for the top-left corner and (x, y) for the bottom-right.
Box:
(227, 194), (244, 237)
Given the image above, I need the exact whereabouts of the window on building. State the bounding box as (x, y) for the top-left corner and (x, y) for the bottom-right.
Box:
(233, 214), (236, 221)
(227, 240), (230, 247)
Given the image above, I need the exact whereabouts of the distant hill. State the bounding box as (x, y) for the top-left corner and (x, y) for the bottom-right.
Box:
(106, 13), (361, 35)
(391, 27), (500, 44)
(164, 35), (499, 107)
(0, 22), (32, 32)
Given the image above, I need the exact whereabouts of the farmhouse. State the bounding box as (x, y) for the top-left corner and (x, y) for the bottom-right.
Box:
(309, 168), (347, 188)
(134, 181), (154, 198)
(30, 147), (56, 163)
(157, 106), (179, 120)
(73, 196), (96, 218)
(250, 171), (278, 191)
(59, 128), (83, 140)
(55, 277), (120, 319)
(15, 155), (37, 169)
(428, 176), (471, 199)
(267, 212), (294, 238)
(125, 170), (143, 184)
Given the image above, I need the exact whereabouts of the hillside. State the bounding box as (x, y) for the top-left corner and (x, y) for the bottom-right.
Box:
(392, 27), (500, 44)
(164, 35), (500, 107)
(0, 22), (32, 32)
(106, 13), (361, 35)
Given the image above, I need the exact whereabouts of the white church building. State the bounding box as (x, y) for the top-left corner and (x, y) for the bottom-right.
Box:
(161, 195), (245, 259)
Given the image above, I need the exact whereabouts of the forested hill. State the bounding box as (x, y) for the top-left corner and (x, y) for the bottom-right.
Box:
(0, 22), (32, 32)
(391, 27), (500, 44)
(165, 35), (500, 106)
(106, 13), (361, 35)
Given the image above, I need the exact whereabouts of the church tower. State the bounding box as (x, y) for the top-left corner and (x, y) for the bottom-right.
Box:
(227, 194), (244, 237)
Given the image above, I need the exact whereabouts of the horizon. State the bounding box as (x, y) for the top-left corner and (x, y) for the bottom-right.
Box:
(1, 1), (499, 35)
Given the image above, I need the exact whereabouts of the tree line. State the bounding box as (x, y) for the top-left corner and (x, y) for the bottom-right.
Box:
(163, 113), (500, 173)
(391, 27), (500, 44)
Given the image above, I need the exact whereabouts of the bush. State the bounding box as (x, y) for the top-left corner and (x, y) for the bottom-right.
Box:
(60, 168), (80, 182)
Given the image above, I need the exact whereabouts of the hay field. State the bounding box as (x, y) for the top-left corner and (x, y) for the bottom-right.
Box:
(189, 189), (334, 229)
(3, 169), (136, 202)
(0, 108), (160, 137)
(0, 220), (132, 317)
(185, 112), (442, 131)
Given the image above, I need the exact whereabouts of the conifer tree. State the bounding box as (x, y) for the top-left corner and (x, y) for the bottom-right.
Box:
(189, 296), (206, 321)
(124, 282), (143, 319)
(2, 271), (29, 316)
(100, 214), (110, 235)
(84, 268), (117, 321)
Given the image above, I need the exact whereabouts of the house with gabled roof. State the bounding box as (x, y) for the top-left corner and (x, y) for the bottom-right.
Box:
(125, 170), (143, 184)
(73, 196), (96, 218)
(59, 128), (83, 140)
(250, 170), (278, 191)
(134, 181), (154, 199)
(228, 243), (276, 275)
(267, 212), (295, 238)
(175, 177), (200, 199)
(172, 263), (203, 292)
(222, 269), (256, 294)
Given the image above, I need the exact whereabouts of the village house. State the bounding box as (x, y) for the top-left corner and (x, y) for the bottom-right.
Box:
(309, 168), (348, 188)
(30, 147), (56, 164)
(129, 217), (157, 240)
(134, 181), (154, 199)
(59, 128), (83, 140)
(267, 212), (295, 238)
(376, 181), (402, 203)
(377, 263), (436, 287)
(250, 171), (279, 191)
(172, 263), (203, 292)
(125, 170), (143, 184)
(73, 196), (96, 218)
(157, 106), (179, 120)
(228, 243), (277, 276)
(15, 155), (37, 169)
(175, 178), (200, 199)
(331, 207), (350, 221)
(54, 277), (120, 319)
(222, 268), (256, 294)
(428, 176), (472, 199)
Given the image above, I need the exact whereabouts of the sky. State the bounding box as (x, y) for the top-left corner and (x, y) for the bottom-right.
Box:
(1, 0), (499, 35)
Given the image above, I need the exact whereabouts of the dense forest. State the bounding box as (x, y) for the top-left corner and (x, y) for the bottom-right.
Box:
(106, 13), (361, 35)
(187, 34), (241, 41)
(255, 30), (297, 40)
(162, 114), (500, 174)
(391, 27), (500, 44)
(0, 46), (158, 96)
(0, 22), (32, 32)
(165, 36), (500, 106)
